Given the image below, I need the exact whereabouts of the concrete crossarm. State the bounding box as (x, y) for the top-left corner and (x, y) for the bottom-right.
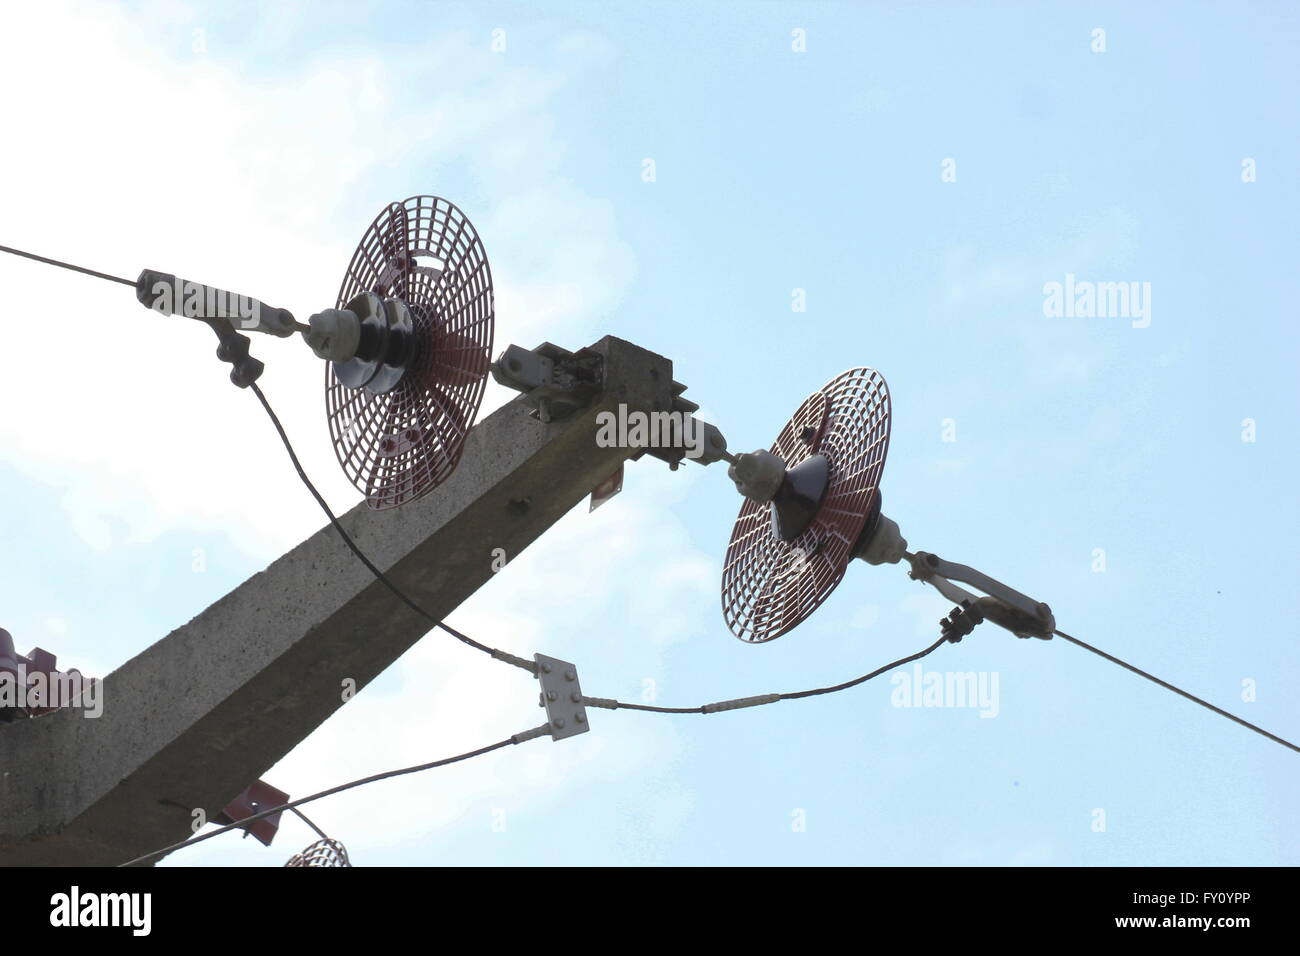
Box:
(0, 335), (676, 865)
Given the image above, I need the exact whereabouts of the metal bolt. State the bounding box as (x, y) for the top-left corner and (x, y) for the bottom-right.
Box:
(546, 691), (557, 701)
(564, 671), (576, 682)
(554, 719), (566, 729)
(541, 663), (551, 674)
(570, 692), (581, 703)
(575, 713), (586, 724)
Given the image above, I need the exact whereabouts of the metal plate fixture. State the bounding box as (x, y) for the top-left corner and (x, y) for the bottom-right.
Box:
(534, 653), (590, 740)
(721, 367), (892, 642)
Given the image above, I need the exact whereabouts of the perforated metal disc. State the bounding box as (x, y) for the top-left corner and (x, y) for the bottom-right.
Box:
(722, 368), (892, 643)
(326, 196), (494, 509)
(284, 838), (352, 868)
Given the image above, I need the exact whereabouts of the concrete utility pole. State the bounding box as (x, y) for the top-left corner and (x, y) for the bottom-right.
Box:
(0, 335), (700, 865)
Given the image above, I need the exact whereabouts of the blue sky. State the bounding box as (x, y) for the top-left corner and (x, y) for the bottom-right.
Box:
(0, 0), (1296, 865)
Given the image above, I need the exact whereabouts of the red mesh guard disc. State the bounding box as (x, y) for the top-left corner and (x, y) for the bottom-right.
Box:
(722, 367), (892, 642)
(325, 196), (494, 509)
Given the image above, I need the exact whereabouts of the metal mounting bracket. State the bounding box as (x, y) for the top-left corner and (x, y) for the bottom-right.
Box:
(907, 551), (1055, 639)
(491, 343), (604, 423)
(534, 654), (590, 740)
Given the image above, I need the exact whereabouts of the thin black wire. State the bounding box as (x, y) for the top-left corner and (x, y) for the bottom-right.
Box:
(289, 806), (330, 842)
(118, 733), (529, 867)
(1055, 629), (1298, 754)
(249, 381), (497, 658)
(0, 243), (136, 287)
(601, 634), (951, 713)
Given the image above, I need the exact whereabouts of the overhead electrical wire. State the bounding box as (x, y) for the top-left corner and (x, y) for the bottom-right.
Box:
(249, 381), (517, 664)
(248, 381), (1298, 753)
(118, 726), (550, 867)
(593, 628), (1299, 754)
(118, 616), (1300, 866)
(288, 806), (331, 843)
(6, 240), (1297, 871)
(1055, 629), (1299, 754)
(250, 379), (967, 715)
(251, 361), (1300, 756)
(0, 242), (138, 288)
(120, 633), (956, 866)
(585, 634), (950, 714)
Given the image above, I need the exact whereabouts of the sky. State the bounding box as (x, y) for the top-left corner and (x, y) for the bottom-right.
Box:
(0, 0), (1296, 866)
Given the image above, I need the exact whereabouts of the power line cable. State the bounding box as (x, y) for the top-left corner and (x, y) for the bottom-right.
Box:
(585, 634), (951, 714)
(1055, 629), (1299, 754)
(250, 381), (536, 672)
(0, 242), (136, 287)
(114, 634), (951, 866)
(288, 806), (331, 842)
(593, 628), (1298, 756)
(116, 634), (956, 866)
(9, 240), (1296, 855)
(118, 725), (550, 867)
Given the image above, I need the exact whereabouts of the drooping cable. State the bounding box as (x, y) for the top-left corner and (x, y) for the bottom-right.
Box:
(289, 806), (331, 842)
(585, 634), (950, 714)
(250, 381), (536, 672)
(118, 725), (550, 867)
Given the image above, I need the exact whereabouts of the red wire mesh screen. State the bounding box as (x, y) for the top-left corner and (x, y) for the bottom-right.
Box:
(722, 367), (892, 642)
(325, 196), (494, 509)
